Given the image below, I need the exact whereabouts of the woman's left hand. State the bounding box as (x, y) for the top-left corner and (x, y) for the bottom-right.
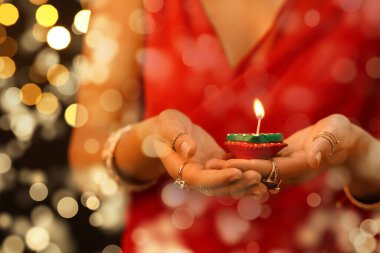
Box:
(208, 114), (364, 186)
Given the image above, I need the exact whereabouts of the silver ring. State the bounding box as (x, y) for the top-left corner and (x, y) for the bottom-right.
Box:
(262, 159), (281, 191)
(199, 186), (210, 195)
(313, 131), (340, 156)
(174, 160), (189, 190)
(171, 132), (188, 151)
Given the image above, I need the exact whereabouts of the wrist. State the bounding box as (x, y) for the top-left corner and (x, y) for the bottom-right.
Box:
(345, 125), (380, 202)
(105, 120), (164, 190)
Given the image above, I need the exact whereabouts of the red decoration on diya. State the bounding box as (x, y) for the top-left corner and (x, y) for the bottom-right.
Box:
(224, 99), (287, 159)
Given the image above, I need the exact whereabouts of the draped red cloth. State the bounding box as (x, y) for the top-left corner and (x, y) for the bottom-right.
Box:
(122, 0), (380, 252)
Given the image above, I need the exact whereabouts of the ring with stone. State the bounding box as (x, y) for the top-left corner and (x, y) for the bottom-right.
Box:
(173, 160), (189, 190)
(261, 159), (281, 191)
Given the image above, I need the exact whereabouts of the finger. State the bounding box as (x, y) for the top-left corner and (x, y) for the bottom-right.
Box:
(247, 182), (268, 198)
(172, 132), (197, 158)
(225, 159), (271, 175)
(160, 152), (243, 188)
(205, 158), (227, 170)
(157, 110), (197, 158)
(307, 115), (351, 167)
(199, 170), (262, 197)
(225, 155), (310, 183)
(187, 166), (243, 188)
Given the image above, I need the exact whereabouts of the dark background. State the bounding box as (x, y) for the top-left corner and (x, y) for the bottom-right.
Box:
(0, 0), (123, 252)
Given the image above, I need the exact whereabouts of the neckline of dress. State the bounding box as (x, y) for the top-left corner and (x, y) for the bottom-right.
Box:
(195, 0), (294, 77)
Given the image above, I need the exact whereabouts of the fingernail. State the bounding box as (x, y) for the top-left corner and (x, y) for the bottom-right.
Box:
(181, 141), (191, 158)
(315, 151), (322, 166)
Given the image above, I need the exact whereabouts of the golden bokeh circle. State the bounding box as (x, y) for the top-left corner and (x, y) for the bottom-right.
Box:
(35, 4), (59, 27)
(20, 83), (42, 106)
(64, 103), (89, 128)
(36, 93), (59, 115)
(0, 56), (16, 79)
(47, 64), (69, 86)
(0, 3), (19, 26)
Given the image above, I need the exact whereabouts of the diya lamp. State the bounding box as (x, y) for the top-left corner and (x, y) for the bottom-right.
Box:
(224, 99), (287, 160)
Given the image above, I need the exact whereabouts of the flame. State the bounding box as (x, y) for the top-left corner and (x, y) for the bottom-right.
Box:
(253, 99), (265, 119)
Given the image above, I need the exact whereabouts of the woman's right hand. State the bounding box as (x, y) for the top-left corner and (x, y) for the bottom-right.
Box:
(148, 109), (267, 197)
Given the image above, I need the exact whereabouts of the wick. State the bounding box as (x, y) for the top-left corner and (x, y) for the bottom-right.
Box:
(256, 118), (262, 136)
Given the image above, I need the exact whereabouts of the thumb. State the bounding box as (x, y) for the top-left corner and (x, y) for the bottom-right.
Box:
(171, 132), (197, 158)
(307, 131), (340, 168)
(157, 110), (197, 158)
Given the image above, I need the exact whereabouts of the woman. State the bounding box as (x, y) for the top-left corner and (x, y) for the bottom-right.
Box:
(69, 0), (380, 252)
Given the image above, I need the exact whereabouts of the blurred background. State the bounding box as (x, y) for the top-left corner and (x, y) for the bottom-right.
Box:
(0, 0), (125, 252)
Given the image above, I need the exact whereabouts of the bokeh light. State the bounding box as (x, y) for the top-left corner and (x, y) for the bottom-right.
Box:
(33, 23), (49, 42)
(0, 56), (16, 79)
(306, 192), (322, 207)
(73, 10), (91, 33)
(36, 93), (59, 115)
(0, 3), (19, 26)
(0, 152), (12, 174)
(25, 226), (50, 251)
(102, 244), (122, 253)
(29, 0), (48, 5)
(31, 205), (54, 227)
(366, 57), (380, 79)
(64, 103), (89, 128)
(29, 182), (49, 201)
(89, 212), (103, 227)
(10, 114), (36, 141)
(171, 207), (195, 230)
(47, 26), (71, 50)
(0, 212), (13, 230)
(36, 4), (59, 27)
(0, 1), (125, 252)
(20, 83), (42, 105)
(84, 138), (100, 154)
(47, 64), (69, 86)
(3, 87), (21, 107)
(57, 197), (79, 219)
(99, 89), (123, 112)
(2, 235), (25, 253)
(86, 195), (100, 210)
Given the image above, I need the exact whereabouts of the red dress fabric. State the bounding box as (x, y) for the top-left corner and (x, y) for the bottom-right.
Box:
(122, 0), (380, 252)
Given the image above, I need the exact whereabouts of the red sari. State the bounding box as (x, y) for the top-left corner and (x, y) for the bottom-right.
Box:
(122, 0), (380, 252)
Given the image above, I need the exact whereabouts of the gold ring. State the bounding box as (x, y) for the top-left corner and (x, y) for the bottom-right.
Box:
(313, 131), (340, 156)
(174, 160), (189, 190)
(171, 132), (188, 151)
(262, 159), (281, 191)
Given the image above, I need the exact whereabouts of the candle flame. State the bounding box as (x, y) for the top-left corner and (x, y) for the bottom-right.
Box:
(253, 99), (265, 119)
